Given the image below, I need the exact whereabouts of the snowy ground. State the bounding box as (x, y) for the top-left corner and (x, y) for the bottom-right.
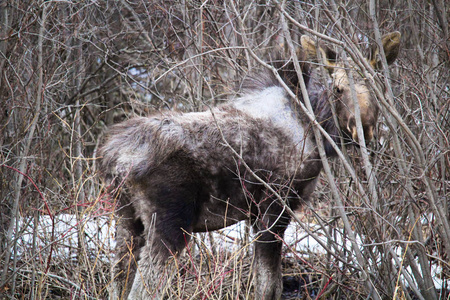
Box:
(15, 214), (115, 260)
(14, 214), (447, 290)
(14, 214), (341, 263)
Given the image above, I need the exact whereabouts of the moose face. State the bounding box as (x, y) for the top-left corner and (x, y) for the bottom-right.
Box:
(301, 32), (401, 143)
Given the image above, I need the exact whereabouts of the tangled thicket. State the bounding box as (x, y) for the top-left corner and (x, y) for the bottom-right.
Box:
(0, 1), (448, 299)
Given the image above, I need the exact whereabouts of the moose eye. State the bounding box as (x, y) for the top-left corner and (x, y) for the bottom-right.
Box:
(335, 86), (343, 94)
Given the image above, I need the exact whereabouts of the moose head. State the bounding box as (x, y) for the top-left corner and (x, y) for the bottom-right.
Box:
(301, 32), (401, 143)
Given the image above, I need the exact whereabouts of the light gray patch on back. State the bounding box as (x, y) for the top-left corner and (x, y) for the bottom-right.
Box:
(233, 86), (312, 153)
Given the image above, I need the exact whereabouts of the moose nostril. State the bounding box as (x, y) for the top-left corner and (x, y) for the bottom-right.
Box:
(365, 126), (374, 142)
(346, 117), (355, 135)
(351, 127), (358, 141)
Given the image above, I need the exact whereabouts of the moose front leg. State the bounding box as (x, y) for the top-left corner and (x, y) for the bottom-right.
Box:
(252, 215), (289, 300)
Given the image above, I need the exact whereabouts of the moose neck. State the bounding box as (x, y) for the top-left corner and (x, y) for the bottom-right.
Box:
(243, 59), (342, 158)
(307, 80), (340, 157)
(276, 62), (340, 158)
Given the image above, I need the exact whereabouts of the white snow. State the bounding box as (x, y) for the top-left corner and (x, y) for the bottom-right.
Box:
(14, 214), (115, 261)
(13, 214), (448, 290)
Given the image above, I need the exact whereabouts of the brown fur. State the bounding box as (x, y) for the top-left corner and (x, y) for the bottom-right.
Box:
(99, 32), (400, 300)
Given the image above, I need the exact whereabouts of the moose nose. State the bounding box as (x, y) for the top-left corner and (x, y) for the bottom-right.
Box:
(349, 125), (374, 143)
(347, 118), (374, 143)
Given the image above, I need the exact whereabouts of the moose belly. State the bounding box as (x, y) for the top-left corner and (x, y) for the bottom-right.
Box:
(191, 165), (320, 233)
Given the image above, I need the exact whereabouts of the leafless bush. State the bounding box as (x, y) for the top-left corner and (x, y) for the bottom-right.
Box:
(0, 0), (448, 299)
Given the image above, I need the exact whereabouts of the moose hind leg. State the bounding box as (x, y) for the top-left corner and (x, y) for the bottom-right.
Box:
(127, 214), (170, 300)
(110, 196), (145, 300)
(252, 214), (290, 300)
(128, 181), (204, 299)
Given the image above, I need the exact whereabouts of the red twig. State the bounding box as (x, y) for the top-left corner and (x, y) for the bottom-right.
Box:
(316, 274), (333, 299)
(1, 164), (52, 218)
(1, 163), (55, 274)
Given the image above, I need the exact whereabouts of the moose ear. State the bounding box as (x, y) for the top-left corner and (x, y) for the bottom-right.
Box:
(370, 31), (401, 69)
(301, 35), (336, 71)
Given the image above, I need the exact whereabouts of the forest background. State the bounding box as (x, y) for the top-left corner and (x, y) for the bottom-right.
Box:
(0, 0), (448, 299)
